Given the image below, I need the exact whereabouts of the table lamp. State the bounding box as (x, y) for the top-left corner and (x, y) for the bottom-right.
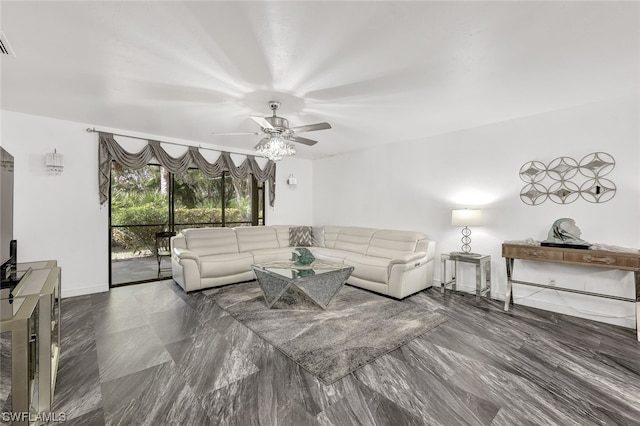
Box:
(451, 209), (483, 254)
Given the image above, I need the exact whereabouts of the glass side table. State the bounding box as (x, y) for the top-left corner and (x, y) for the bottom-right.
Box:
(441, 252), (491, 301)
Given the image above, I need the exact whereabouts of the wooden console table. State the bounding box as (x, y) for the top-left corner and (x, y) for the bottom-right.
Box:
(502, 243), (640, 340)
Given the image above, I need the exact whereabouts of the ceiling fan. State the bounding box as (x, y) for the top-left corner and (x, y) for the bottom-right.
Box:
(213, 100), (331, 148)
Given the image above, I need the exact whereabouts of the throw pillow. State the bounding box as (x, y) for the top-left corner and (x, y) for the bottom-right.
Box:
(311, 226), (325, 247)
(289, 226), (312, 247)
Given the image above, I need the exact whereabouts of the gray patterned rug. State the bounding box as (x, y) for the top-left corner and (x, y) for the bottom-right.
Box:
(205, 281), (447, 384)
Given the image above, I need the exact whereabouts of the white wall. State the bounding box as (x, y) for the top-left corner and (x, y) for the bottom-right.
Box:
(313, 96), (640, 328)
(266, 157), (313, 227)
(1, 111), (109, 297)
(0, 111), (313, 297)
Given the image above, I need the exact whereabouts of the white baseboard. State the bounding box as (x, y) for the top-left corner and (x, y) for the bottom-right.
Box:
(62, 285), (108, 299)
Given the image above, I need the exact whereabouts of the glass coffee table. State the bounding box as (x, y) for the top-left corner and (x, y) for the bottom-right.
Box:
(252, 261), (354, 310)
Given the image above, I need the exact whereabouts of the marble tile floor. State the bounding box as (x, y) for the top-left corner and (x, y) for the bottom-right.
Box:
(45, 280), (640, 425)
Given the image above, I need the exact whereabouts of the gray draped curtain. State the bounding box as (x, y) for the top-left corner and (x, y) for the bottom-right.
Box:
(98, 132), (276, 206)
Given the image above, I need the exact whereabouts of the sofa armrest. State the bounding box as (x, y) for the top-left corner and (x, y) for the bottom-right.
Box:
(387, 251), (434, 298)
(388, 252), (427, 268)
(173, 247), (201, 268)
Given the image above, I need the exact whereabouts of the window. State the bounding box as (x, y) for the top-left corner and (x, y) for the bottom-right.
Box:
(173, 168), (263, 231)
(110, 164), (264, 286)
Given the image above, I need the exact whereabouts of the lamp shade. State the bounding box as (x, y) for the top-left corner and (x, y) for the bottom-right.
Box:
(451, 209), (483, 226)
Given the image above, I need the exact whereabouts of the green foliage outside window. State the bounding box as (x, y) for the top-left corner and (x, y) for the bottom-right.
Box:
(111, 164), (255, 255)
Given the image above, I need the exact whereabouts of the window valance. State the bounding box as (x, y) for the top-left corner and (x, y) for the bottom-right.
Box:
(98, 132), (276, 206)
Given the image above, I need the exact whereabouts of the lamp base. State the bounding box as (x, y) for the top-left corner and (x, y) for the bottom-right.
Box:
(460, 226), (473, 253)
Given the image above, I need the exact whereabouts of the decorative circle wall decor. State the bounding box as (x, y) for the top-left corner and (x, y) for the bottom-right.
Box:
(578, 152), (615, 178)
(520, 183), (548, 206)
(548, 181), (580, 204)
(518, 152), (616, 205)
(579, 178), (616, 203)
(546, 156), (579, 182)
(519, 161), (547, 183)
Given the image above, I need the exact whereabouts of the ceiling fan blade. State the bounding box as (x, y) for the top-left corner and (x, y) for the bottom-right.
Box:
(290, 135), (318, 146)
(212, 132), (261, 136)
(290, 122), (331, 133)
(250, 115), (274, 129)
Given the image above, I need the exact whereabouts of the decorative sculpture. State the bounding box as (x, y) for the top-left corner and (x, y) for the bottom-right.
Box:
(542, 218), (591, 248)
(291, 247), (316, 266)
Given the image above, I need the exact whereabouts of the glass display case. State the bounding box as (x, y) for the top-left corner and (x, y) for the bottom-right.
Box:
(1, 261), (60, 425)
(0, 294), (40, 426)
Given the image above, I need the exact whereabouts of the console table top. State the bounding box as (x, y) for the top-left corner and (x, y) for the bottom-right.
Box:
(502, 242), (640, 272)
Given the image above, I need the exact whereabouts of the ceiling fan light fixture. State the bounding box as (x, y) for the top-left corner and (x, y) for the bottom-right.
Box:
(216, 101), (329, 158)
(255, 134), (296, 162)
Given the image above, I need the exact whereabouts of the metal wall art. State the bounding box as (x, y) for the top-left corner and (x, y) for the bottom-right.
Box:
(519, 152), (616, 205)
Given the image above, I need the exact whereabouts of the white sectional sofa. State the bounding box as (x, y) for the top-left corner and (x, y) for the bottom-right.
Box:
(171, 225), (435, 299)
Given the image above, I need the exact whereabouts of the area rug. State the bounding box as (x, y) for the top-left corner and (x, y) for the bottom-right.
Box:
(204, 281), (447, 385)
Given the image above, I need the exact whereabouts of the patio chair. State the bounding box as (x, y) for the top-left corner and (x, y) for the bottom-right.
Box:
(155, 231), (176, 276)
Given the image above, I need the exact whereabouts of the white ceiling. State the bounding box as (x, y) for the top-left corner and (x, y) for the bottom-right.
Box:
(1, 1), (638, 159)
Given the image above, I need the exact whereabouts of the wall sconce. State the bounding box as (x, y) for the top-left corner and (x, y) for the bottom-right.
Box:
(45, 149), (64, 175)
(287, 174), (297, 187)
(451, 209), (483, 254)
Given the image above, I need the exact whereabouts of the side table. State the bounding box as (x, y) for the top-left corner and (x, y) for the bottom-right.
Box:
(441, 252), (491, 301)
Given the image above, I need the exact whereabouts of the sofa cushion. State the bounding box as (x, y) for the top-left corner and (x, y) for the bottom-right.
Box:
(289, 226), (312, 247)
(367, 230), (423, 259)
(311, 226), (325, 247)
(200, 252), (254, 278)
(344, 253), (390, 284)
(333, 227), (377, 255)
(307, 247), (350, 264)
(182, 228), (238, 256)
(251, 247), (295, 264)
(235, 226), (280, 252)
(272, 225), (293, 248)
(322, 226), (342, 249)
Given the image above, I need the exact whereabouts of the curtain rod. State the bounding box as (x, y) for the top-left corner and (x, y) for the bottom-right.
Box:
(85, 127), (257, 157)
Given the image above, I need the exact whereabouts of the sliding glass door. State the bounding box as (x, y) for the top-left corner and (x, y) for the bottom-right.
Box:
(110, 164), (170, 285)
(110, 164), (264, 286)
